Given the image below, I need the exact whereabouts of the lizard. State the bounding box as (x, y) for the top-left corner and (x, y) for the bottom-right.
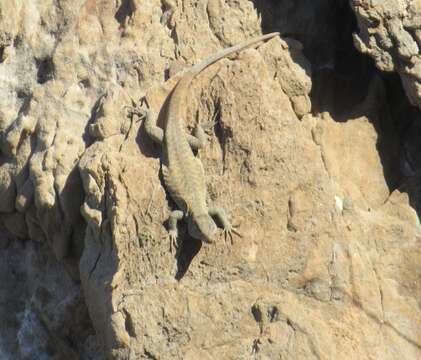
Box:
(136, 32), (280, 247)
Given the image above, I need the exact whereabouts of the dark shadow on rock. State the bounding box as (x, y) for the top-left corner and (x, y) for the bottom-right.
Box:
(36, 56), (55, 84)
(398, 176), (421, 217)
(309, 44), (402, 203)
(157, 174), (203, 280)
(115, 0), (136, 27)
(251, 0), (351, 67)
(311, 50), (421, 216)
(252, 0), (421, 219)
(175, 236), (202, 280)
(309, 0), (376, 118)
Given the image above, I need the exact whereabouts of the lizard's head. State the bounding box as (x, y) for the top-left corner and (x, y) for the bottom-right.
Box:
(188, 214), (217, 243)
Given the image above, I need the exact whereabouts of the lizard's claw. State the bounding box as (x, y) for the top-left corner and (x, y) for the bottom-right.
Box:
(201, 120), (216, 132)
(124, 96), (150, 121)
(125, 105), (147, 121)
(222, 223), (242, 244)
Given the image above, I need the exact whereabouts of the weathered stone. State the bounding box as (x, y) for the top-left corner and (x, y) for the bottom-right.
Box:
(351, 0), (421, 110)
(1, 0), (421, 359)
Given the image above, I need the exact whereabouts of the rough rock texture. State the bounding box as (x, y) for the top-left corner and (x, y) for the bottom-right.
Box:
(351, 0), (421, 111)
(0, 233), (103, 359)
(1, 0), (421, 359)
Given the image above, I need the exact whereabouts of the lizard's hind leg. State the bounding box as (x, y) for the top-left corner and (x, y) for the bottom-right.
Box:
(186, 118), (216, 150)
(144, 111), (209, 149)
(185, 124), (207, 150)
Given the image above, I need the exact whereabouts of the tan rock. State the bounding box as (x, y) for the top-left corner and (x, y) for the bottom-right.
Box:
(0, 0), (420, 359)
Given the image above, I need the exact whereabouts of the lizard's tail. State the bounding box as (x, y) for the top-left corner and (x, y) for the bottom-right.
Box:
(189, 32), (280, 75)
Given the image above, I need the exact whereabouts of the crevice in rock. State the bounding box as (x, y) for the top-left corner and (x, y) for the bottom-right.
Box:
(174, 235), (202, 280)
(211, 99), (231, 173)
(89, 251), (102, 279)
(83, 94), (106, 147)
(160, 0), (174, 29)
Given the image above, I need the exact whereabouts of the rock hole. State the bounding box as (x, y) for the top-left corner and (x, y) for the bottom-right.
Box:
(79, 79), (91, 89)
(14, 35), (22, 48)
(251, 304), (263, 323)
(115, 0), (136, 27)
(0, 46), (5, 63)
(143, 349), (158, 360)
(16, 91), (32, 117)
(36, 57), (55, 84)
(164, 68), (170, 81)
(0, 32), (12, 63)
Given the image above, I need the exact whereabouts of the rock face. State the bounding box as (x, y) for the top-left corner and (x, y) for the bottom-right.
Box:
(0, 1), (421, 359)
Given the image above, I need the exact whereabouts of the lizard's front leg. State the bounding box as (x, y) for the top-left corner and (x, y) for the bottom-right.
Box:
(208, 206), (241, 243)
(127, 105), (164, 145)
(135, 105), (213, 150)
(143, 110), (164, 145)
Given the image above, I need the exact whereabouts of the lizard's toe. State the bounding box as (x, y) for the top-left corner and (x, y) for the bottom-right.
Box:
(168, 230), (179, 253)
(124, 105), (146, 121)
(222, 224), (242, 244)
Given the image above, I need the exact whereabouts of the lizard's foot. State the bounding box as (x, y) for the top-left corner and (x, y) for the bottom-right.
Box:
(167, 210), (184, 252)
(168, 229), (179, 253)
(124, 96), (149, 120)
(208, 207), (241, 244)
(221, 223), (242, 244)
(124, 104), (147, 121)
(205, 106), (220, 131)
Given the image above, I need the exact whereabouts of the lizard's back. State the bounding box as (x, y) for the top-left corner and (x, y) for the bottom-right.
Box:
(162, 76), (208, 215)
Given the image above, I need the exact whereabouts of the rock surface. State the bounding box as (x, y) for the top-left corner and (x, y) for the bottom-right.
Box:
(0, 1), (421, 359)
(351, 0), (421, 111)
